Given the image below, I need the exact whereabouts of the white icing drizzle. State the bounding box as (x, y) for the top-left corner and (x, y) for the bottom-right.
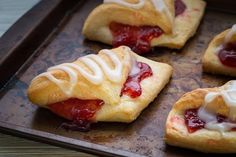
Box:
(151, 0), (173, 23)
(206, 122), (236, 132)
(198, 80), (236, 132)
(215, 24), (236, 53)
(34, 48), (131, 96)
(224, 24), (236, 44)
(104, 0), (171, 17)
(151, 0), (166, 12)
(129, 56), (140, 76)
(215, 45), (223, 54)
(88, 50), (123, 83)
(104, 0), (145, 9)
(103, 0), (173, 30)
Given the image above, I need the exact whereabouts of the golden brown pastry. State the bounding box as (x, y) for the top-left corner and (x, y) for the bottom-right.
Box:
(28, 46), (173, 130)
(165, 81), (236, 153)
(202, 24), (236, 77)
(82, 0), (206, 54)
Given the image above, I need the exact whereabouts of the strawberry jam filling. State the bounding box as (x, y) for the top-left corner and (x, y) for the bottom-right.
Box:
(48, 62), (152, 131)
(121, 62), (153, 98)
(109, 0), (186, 54)
(48, 99), (104, 131)
(218, 42), (236, 67)
(175, 0), (186, 16)
(184, 108), (236, 133)
(110, 22), (163, 54)
(184, 109), (205, 133)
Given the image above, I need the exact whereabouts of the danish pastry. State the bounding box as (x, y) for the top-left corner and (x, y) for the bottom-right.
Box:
(202, 24), (236, 77)
(165, 81), (236, 153)
(28, 46), (172, 130)
(82, 0), (206, 54)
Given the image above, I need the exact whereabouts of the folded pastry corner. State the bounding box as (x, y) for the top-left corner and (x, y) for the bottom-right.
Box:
(165, 80), (236, 153)
(82, 0), (206, 54)
(202, 24), (236, 77)
(28, 46), (173, 130)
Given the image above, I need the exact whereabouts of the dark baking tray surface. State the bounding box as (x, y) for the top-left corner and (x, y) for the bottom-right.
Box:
(0, 0), (236, 156)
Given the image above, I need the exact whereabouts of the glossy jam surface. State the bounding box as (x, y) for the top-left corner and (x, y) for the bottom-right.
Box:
(47, 61), (152, 131)
(218, 42), (236, 67)
(184, 108), (236, 133)
(109, 0), (186, 54)
(110, 22), (163, 54)
(48, 99), (104, 131)
(175, 0), (187, 16)
(184, 109), (205, 133)
(121, 62), (153, 98)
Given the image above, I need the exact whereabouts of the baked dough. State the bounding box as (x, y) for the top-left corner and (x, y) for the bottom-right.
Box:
(28, 46), (173, 123)
(82, 0), (206, 49)
(165, 81), (236, 153)
(202, 25), (236, 77)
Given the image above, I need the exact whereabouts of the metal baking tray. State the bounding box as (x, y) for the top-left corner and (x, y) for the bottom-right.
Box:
(0, 0), (236, 156)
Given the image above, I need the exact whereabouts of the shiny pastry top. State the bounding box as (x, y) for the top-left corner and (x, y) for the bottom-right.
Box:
(83, 0), (206, 53)
(198, 81), (236, 132)
(170, 80), (236, 134)
(215, 24), (236, 67)
(27, 46), (173, 126)
(103, 0), (175, 32)
(202, 24), (236, 76)
(84, 0), (175, 34)
(28, 46), (135, 106)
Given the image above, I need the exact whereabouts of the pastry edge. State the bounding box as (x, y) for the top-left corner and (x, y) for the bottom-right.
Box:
(202, 29), (236, 77)
(165, 88), (236, 153)
(95, 53), (173, 122)
(82, 0), (206, 49)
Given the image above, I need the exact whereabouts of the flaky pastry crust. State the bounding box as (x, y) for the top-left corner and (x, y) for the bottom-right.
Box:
(28, 46), (173, 122)
(202, 29), (236, 77)
(165, 84), (236, 153)
(28, 46), (132, 107)
(82, 0), (206, 49)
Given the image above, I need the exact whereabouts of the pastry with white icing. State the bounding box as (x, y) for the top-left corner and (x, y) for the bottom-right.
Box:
(202, 24), (236, 77)
(82, 0), (206, 54)
(165, 80), (236, 153)
(28, 46), (172, 129)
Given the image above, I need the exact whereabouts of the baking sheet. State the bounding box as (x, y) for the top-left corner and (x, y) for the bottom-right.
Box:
(0, 0), (236, 156)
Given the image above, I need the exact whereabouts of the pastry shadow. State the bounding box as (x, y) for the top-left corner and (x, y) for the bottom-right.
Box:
(82, 38), (111, 50)
(31, 107), (64, 131)
(31, 107), (137, 144)
(31, 107), (135, 133)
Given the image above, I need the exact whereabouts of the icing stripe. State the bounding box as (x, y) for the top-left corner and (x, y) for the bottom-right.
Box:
(104, 0), (171, 14)
(89, 49), (123, 82)
(33, 48), (132, 96)
(198, 80), (236, 132)
(216, 24), (236, 53)
(103, 0), (173, 28)
(104, 0), (145, 9)
(224, 24), (236, 44)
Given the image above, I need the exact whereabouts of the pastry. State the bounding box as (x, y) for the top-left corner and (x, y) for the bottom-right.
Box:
(28, 46), (173, 130)
(82, 0), (206, 54)
(165, 81), (236, 153)
(202, 24), (236, 77)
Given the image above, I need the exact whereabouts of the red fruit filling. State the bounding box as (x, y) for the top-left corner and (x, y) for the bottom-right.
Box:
(175, 0), (186, 16)
(48, 99), (104, 131)
(121, 62), (153, 98)
(48, 61), (153, 131)
(218, 42), (236, 67)
(184, 108), (236, 133)
(109, 0), (186, 54)
(110, 22), (163, 54)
